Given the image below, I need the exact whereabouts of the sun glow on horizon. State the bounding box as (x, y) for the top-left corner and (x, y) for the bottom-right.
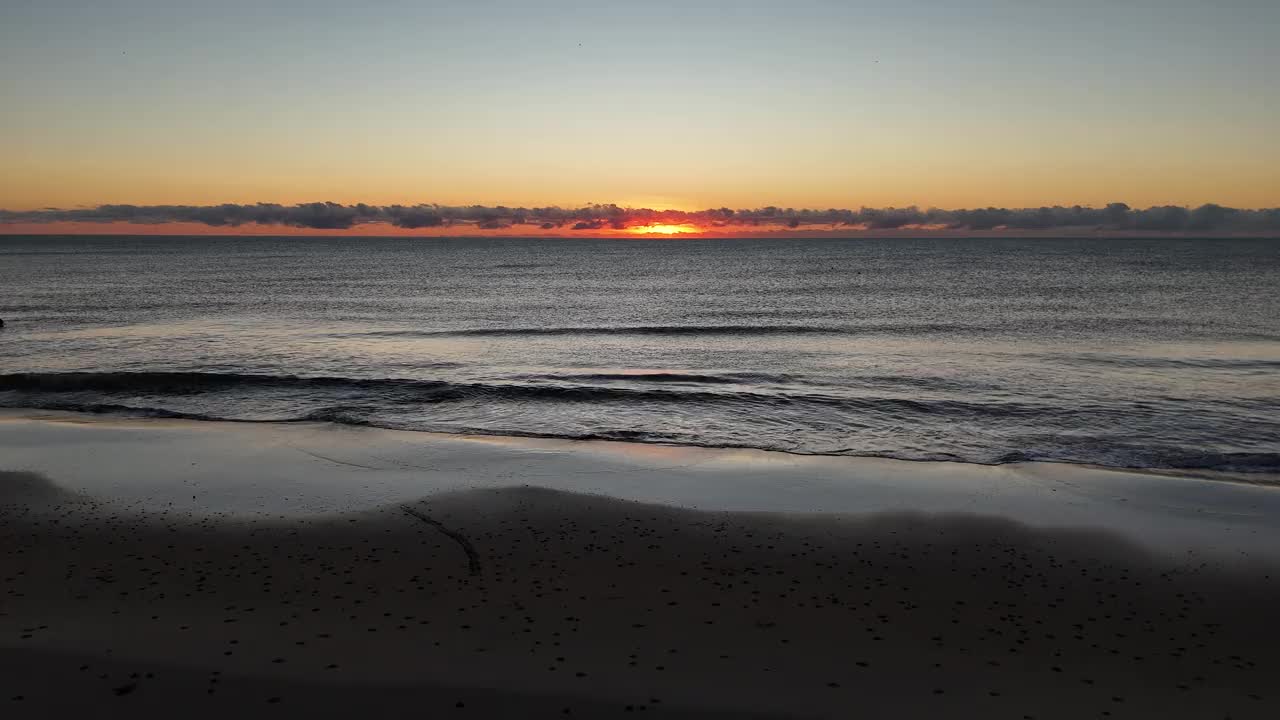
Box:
(629, 223), (702, 235)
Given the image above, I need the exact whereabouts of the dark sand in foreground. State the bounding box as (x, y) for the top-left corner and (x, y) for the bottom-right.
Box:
(2, 416), (1279, 718)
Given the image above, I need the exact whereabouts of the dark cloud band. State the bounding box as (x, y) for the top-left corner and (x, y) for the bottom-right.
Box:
(2, 201), (1277, 233)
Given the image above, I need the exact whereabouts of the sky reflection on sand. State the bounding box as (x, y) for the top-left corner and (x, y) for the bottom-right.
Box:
(3, 411), (1278, 565)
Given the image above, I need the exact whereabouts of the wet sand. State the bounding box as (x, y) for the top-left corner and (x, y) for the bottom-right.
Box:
(2, 412), (1279, 718)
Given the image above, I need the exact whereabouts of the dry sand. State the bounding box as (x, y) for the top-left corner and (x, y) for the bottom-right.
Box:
(2, 412), (1279, 718)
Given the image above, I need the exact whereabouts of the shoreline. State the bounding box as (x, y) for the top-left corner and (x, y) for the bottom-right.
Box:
(2, 408), (1279, 561)
(3, 409), (1280, 717)
(2, 406), (1275, 487)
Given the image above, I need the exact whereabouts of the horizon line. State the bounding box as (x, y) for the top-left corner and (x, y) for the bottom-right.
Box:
(2, 201), (1278, 237)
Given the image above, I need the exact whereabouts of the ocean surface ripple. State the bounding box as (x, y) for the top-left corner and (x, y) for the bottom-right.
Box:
(1, 236), (1277, 474)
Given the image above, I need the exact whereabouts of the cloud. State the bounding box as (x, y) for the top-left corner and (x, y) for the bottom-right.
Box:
(1132, 206), (1191, 231)
(3, 201), (1279, 234)
(384, 205), (445, 228)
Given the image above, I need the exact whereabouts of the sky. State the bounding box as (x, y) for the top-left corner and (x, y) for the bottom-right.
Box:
(2, 0), (1278, 227)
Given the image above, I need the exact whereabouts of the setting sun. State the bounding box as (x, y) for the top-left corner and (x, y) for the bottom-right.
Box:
(630, 223), (701, 235)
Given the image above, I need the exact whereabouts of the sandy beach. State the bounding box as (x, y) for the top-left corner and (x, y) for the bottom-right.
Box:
(2, 411), (1279, 718)
(6, 1), (1280, 716)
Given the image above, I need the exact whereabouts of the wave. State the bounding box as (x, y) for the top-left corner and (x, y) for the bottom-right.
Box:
(0, 401), (238, 423)
(0, 371), (1039, 418)
(351, 325), (847, 337)
(0, 371), (384, 394)
(520, 371), (1004, 394)
(3, 371), (1277, 476)
(993, 447), (1280, 475)
(512, 371), (797, 385)
(5, 398), (1279, 476)
(1062, 354), (1280, 370)
(339, 322), (989, 338)
(333, 323), (1280, 343)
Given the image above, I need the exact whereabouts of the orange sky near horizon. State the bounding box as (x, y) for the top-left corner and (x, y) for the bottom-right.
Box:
(6, 220), (1275, 239)
(3, 156), (1277, 214)
(0, 220), (761, 238)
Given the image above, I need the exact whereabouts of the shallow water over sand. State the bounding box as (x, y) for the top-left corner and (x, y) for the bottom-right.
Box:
(4, 412), (1278, 562)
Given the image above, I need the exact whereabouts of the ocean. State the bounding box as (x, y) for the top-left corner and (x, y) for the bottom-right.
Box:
(1, 235), (1277, 474)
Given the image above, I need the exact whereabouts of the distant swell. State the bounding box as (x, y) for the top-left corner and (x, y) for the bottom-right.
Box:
(1055, 353), (1280, 370)
(0, 371), (388, 394)
(1, 370), (800, 392)
(513, 372), (796, 385)
(339, 322), (988, 338)
(350, 325), (847, 337)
